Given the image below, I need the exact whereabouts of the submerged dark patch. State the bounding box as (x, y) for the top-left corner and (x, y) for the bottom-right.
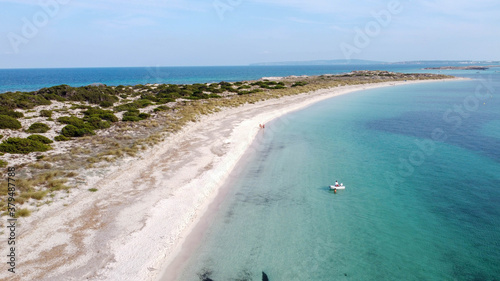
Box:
(366, 110), (500, 162)
(198, 268), (214, 281)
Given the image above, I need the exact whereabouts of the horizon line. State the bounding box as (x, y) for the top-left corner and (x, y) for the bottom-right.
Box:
(1, 59), (499, 70)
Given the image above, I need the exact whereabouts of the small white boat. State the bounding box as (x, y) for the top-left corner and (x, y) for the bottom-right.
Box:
(330, 183), (346, 190)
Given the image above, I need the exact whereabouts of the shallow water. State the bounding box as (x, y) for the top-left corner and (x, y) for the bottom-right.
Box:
(175, 76), (500, 280)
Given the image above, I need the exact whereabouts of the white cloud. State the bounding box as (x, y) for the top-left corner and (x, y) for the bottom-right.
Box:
(329, 25), (349, 33)
(0, 0), (209, 13)
(250, 0), (339, 13)
(418, 0), (500, 20)
(248, 0), (380, 15)
(287, 17), (327, 25)
(93, 17), (156, 29)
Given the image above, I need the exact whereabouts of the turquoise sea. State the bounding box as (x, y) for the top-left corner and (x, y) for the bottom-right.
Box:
(1, 64), (499, 280)
(172, 73), (500, 280)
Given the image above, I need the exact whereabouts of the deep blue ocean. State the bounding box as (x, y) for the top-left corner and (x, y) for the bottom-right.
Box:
(1, 64), (499, 280)
(1, 63), (497, 93)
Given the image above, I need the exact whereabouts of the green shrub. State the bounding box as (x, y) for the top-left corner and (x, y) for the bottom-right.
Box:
(157, 98), (176, 104)
(60, 125), (80, 137)
(0, 135), (3, 140)
(292, 81), (308, 87)
(122, 110), (150, 122)
(27, 134), (53, 144)
(57, 111), (113, 136)
(57, 116), (86, 128)
(0, 91), (52, 109)
(37, 84), (119, 105)
(141, 93), (159, 102)
(138, 113), (150, 119)
(114, 99), (152, 112)
(70, 104), (89, 110)
(135, 99), (152, 108)
(99, 101), (114, 107)
(187, 92), (210, 100)
(61, 125), (94, 137)
(0, 108), (23, 118)
(237, 89), (262, 95)
(26, 122), (50, 133)
(0, 137), (52, 154)
(39, 110), (53, 118)
(114, 103), (138, 112)
(0, 115), (22, 129)
(100, 112), (119, 122)
(86, 116), (111, 129)
(154, 105), (169, 112)
(0, 159), (7, 168)
(83, 107), (118, 122)
(54, 135), (70, 141)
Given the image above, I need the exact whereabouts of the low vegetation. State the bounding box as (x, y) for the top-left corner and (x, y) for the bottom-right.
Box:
(0, 137), (52, 154)
(39, 109), (53, 118)
(27, 122), (50, 133)
(27, 134), (53, 144)
(0, 115), (22, 129)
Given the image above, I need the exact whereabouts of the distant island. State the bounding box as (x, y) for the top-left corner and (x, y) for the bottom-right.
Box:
(250, 59), (386, 66)
(251, 59), (500, 66)
(424, 65), (500, 70)
(391, 60), (500, 65)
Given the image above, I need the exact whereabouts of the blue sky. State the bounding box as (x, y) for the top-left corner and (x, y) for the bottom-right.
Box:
(0, 0), (499, 68)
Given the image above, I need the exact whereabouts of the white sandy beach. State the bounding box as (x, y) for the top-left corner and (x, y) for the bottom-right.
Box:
(0, 78), (461, 281)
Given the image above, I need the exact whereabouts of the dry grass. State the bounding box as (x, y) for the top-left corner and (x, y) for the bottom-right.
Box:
(0, 169), (71, 215)
(29, 162), (53, 169)
(20, 190), (48, 200)
(15, 208), (31, 217)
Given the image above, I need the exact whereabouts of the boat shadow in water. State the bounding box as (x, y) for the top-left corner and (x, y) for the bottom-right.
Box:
(321, 186), (341, 193)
